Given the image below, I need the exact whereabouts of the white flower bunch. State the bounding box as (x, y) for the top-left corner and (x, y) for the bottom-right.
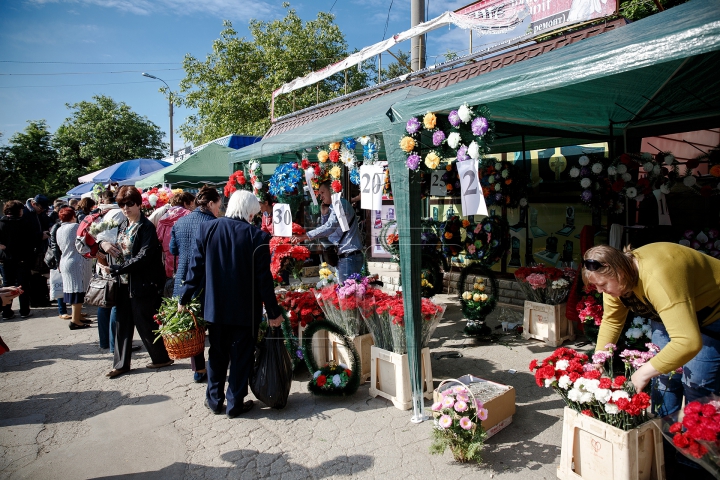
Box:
(552, 279), (569, 289)
(447, 132), (461, 149)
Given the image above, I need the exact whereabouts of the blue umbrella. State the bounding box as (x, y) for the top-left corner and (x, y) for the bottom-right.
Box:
(66, 182), (95, 197)
(86, 159), (171, 183)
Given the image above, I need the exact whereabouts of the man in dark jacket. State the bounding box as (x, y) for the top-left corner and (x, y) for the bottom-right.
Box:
(179, 190), (282, 418)
(0, 201), (37, 318)
(23, 194), (52, 309)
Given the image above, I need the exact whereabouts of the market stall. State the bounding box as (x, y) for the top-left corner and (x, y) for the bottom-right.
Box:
(136, 143), (236, 189)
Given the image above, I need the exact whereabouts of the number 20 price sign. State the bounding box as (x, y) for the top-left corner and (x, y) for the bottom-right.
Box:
(272, 203), (293, 237)
(360, 164), (384, 211)
(456, 160), (488, 217)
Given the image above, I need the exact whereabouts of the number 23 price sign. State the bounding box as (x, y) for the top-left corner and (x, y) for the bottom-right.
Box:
(456, 160), (488, 217)
(360, 164), (383, 211)
(272, 203), (292, 237)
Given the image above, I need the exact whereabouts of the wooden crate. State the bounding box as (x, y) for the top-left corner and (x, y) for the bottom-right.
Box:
(327, 332), (373, 383)
(557, 407), (664, 480)
(523, 301), (575, 347)
(368, 346), (433, 410)
(297, 323), (328, 368)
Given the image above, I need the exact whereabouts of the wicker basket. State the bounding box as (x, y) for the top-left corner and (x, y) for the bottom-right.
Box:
(161, 311), (206, 360)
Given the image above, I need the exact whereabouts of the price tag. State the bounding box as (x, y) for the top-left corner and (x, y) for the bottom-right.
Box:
(360, 165), (383, 211)
(305, 168), (318, 205)
(272, 203), (292, 237)
(430, 170), (447, 197)
(456, 160), (488, 217)
(331, 192), (350, 232)
(653, 189), (671, 226)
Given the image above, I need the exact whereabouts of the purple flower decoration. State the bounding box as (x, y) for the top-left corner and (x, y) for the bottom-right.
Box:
(495, 193), (503, 202)
(580, 167), (590, 177)
(471, 117), (489, 136)
(454, 180), (460, 189)
(457, 145), (470, 162)
(406, 154), (421, 170)
(406, 117), (421, 134)
(296, 349), (304, 359)
(432, 130), (446, 146)
(581, 189), (593, 202)
(448, 110), (461, 127)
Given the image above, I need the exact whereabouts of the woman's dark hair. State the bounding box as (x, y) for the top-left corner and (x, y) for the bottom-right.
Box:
(101, 189), (115, 204)
(196, 185), (220, 210)
(171, 192), (196, 207)
(3, 200), (23, 217)
(58, 206), (76, 222)
(116, 186), (142, 207)
(78, 197), (96, 214)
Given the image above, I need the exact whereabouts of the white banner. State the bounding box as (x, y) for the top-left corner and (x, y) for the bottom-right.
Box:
(360, 165), (383, 211)
(331, 193), (350, 232)
(272, 203), (292, 237)
(304, 169), (318, 205)
(457, 160), (488, 217)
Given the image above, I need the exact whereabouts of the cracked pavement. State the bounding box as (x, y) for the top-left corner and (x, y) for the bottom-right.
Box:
(0, 295), (568, 479)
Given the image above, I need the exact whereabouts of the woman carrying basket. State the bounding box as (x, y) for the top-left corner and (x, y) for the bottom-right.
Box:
(99, 186), (172, 379)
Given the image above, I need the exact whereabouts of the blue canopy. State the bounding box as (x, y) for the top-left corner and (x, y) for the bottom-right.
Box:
(84, 159), (171, 183)
(66, 183), (95, 197)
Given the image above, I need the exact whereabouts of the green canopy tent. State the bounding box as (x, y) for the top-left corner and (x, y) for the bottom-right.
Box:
(136, 143), (237, 189)
(382, 0), (720, 419)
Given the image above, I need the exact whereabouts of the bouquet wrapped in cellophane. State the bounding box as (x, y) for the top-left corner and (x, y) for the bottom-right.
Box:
(514, 265), (576, 305)
(311, 274), (368, 337)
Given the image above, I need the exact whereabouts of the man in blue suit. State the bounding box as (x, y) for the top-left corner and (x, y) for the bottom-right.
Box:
(179, 190), (283, 418)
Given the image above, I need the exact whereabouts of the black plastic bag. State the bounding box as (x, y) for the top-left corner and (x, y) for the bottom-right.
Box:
(250, 327), (293, 409)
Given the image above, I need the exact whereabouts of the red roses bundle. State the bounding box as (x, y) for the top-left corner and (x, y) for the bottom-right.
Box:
(269, 223), (310, 281)
(664, 399), (720, 476)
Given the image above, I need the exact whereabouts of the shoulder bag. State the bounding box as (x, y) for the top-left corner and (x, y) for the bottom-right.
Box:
(85, 275), (117, 308)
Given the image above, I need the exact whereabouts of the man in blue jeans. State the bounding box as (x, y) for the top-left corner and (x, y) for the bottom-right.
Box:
(292, 182), (364, 283)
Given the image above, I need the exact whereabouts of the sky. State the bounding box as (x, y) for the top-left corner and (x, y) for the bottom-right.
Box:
(0, 0), (503, 153)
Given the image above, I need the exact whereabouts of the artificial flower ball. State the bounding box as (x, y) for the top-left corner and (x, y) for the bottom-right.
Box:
(406, 117), (421, 134)
(472, 116), (489, 136)
(400, 136), (416, 152)
(581, 178), (592, 189)
(495, 162), (502, 170)
(520, 198), (528, 207)
(425, 152), (440, 169)
(329, 166), (342, 179)
(684, 175), (697, 187)
(578, 156), (590, 166)
(495, 183), (501, 191)
(616, 164), (628, 174)
(710, 165), (720, 177)
(472, 293), (482, 302)
(458, 104), (472, 123)
(664, 154), (675, 165)
(488, 175), (495, 184)
(432, 130), (446, 146)
(331, 180), (343, 193)
(448, 110), (461, 127)
(329, 150), (340, 163)
(318, 150), (329, 163)
(423, 112), (437, 130)
(406, 154), (421, 171)
(607, 166), (617, 175)
(358, 136), (370, 145)
(462, 291), (471, 300)
(591, 163), (603, 174)
(148, 194), (158, 207)
(254, 181), (263, 190)
(643, 162), (654, 173)
(467, 141), (480, 160)
(652, 165), (661, 175)
(622, 173), (632, 182)
(447, 132), (461, 149)
(249, 160), (260, 172)
(476, 284), (485, 292)
(626, 187), (638, 198)
(501, 169), (509, 178)
(569, 167), (580, 178)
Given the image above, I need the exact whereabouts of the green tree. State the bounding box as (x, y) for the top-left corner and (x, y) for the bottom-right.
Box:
(379, 49), (412, 82)
(176, 3), (373, 144)
(54, 95), (166, 184)
(0, 121), (64, 203)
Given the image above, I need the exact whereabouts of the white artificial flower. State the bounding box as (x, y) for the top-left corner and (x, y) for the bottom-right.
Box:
(148, 194), (158, 207)
(578, 156), (590, 166)
(660, 183), (670, 194)
(643, 162), (654, 173)
(495, 162), (502, 170)
(653, 165), (661, 175)
(467, 141), (480, 160)
(338, 363), (348, 369)
(605, 403), (619, 415)
(313, 371), (321, 379)
(558, 375), (572, 389)
(249, 160), (260, 172)
(495, 183), (502, 191)
(569, 167), (580, 178)
(458, 104), (472, 123)
(622, 173), (632, 182)
(555, 360), (570, 371)
(567, 388), (581, 402)
(607, 166), (617, 175)
(358, 136), (370, 145)
(684, 175), (697, 187)
(254, 181), (263, 190)
(332, 374), (342, 386)
(626, 187), (637, 199)
(501, 169), (509, 178)
(642, 152), (653, 160)
(488, 175), (496, 184)
(581, 178), (592, 188)
(594, 388), (612, 404)
(641, 324), (651, 334)
(592, 163), (603, 174)
(447, 132), (461, 149)
(617, 164), (628, 174)
(520, 198), (528, 207)
(664, 154), (675, 165)
(611, 390), (629, 402)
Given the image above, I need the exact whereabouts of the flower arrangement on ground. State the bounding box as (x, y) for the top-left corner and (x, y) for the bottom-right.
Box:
(302, 319), (361, 396)
(529, 344), (657, 430)
(461, 278), (494, 336)
(429, 382), (488, 463)
(269, 223), (310, 281)
(663, 397), (720, 477)
(514, 265), (575, 305)
(679, 228), (720, 259)
(310, 360), (354, 393)
(576, 283), (603, 343)
(153, 296), (206, 344)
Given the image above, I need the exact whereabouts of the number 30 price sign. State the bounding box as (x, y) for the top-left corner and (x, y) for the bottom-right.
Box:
(272, 203), (292, 237)
(359, 164), (383, 211)
(456, 160), (488, 217)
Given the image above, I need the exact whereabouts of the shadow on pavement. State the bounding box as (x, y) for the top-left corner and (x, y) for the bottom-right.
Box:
(90, 450), (375, 479)
(0, 342), (108, 372)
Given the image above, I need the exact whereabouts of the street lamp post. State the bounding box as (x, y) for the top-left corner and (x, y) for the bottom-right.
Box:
(142, 73), (174, 157)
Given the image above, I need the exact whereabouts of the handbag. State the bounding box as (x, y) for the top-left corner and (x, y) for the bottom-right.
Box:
(44, 247), (57, 270)
(84, 275), (117, 308)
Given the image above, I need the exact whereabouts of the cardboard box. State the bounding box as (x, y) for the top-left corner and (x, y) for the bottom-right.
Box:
(434, 374), (516, 440)
(302, 265), (320, 278)
(523, 301), (575, 347)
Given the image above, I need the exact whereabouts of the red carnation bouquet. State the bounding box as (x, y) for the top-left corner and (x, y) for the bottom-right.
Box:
(269, 223), (310, 281)
(514, 265), (575, 305)
(277, 289), (323, 334)
(576, 284), (604, 343)
(663, 397), (720, 477)
(530, 343), (657, 430)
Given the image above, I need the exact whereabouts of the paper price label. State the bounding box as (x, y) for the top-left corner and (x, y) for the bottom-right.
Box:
(430, 170), (447, 197)
(272, 203), (292, 237)
(305, 168), (318, 205)
(360, 165), (383, 211)
(331, 192), (350, 232)
(456, 160), (488, 217)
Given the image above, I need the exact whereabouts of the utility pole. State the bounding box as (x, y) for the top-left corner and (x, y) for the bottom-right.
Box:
(411, 0), (426, 71)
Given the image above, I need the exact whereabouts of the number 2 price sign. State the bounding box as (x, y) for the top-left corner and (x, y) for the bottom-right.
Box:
(272, 203), (292, 237)
(456, 160), (488, 217)
(430, 170), (447, 197)
(331, 192), (350, 232)
(360, 164), (383, 211)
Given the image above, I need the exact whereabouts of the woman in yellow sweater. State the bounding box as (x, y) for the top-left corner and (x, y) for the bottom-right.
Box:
(585, 242), (720, 416)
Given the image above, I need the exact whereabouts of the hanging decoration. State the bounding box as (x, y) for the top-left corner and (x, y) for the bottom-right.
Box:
(479, 160), (528, 208)
(462, 215), (510, 266)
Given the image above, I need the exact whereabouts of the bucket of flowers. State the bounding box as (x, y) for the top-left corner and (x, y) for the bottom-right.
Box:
(372, 292), (445, 354)
(461, 278), (495, 336)
(514, 265), (575, 305)
(429, 379), (488, 464)
(153, 296), (207, 360)
(662, 396), (720, 478)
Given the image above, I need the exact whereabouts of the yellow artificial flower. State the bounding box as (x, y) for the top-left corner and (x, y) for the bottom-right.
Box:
(318, 150), (329, 163)
(425, 152), (440, 169)
(329, 142), (341, 150)
(476, 285), (485, 292)
(423, 112), (437, 130)
(473, 293), (482, 302)
(400, 136), (416, 153)
(480, 293), (488, 301)
(329, 166), (342, 179)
